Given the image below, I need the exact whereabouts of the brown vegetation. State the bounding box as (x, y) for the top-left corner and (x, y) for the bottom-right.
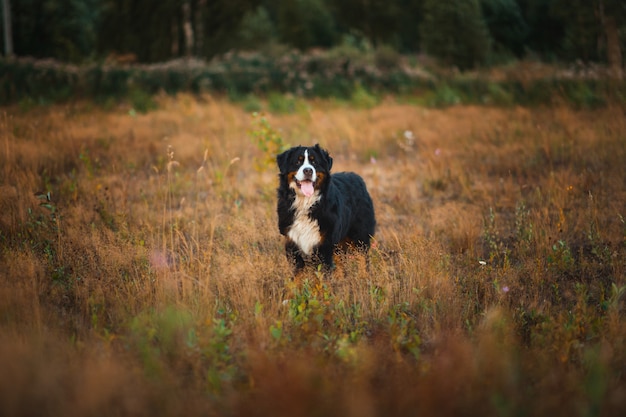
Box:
(1, 96), (625, 416)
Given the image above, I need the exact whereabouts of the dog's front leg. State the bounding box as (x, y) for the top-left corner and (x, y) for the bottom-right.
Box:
(317, 243), (336, 272)
(285, 240), (305, 272)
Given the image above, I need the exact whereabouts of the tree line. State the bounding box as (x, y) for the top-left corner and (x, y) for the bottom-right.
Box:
(1, 0), (625, 72)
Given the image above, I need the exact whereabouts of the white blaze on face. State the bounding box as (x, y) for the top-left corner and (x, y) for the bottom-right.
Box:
(295, 149), (316, 197)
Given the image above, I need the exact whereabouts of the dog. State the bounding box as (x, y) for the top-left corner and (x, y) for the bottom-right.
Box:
(276, 144), (376, 272)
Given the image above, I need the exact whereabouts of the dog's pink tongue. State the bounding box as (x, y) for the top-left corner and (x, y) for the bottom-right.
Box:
(301, 181), (314, 197)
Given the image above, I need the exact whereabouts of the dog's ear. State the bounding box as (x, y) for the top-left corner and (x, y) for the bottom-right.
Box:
(314, 144), (333, 171)
(276, 148), (291, 172)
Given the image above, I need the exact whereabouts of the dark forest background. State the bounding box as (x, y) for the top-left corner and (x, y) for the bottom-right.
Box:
(2, 0), (625, 71)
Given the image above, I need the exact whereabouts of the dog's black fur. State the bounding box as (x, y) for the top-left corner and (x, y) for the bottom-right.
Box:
(276, 144), (376, 272)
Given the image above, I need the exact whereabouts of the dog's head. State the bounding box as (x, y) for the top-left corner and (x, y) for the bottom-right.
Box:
(277, 144), (333, 197)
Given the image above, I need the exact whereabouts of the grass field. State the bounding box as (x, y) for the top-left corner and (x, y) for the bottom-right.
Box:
(1, 95), (625, 416)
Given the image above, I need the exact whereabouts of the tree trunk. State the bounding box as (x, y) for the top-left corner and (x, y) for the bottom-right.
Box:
(195, 0), (206, 56)
(598, 0), (623, 79)
(2, 0), (13, 57)
(182, 0), (194, 57)
(604, 16), (622, 79)
(171, 19), (179, 57)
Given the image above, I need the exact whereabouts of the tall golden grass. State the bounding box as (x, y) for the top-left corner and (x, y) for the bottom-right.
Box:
(0, 96), (625, 416)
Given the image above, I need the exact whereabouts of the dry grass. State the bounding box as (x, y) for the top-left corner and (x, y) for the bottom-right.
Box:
(1, 96), (625, 416)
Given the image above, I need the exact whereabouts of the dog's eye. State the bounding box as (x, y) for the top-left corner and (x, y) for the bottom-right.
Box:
(297, 156), (304, 164)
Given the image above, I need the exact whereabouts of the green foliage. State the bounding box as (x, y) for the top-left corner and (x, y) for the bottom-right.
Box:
(128, 87), (158, 114)
(78, 148), (95, 179)
(480, 0), (529, 59)
(266, 280), (335, 347)
(237, 6), (277, 50)
(5, 0), (625, 72)
(374, 45), (403, 70)
(331, 0), (403, 47)
(204, 316), (237, 394)
(552, 0), (602, 62)
(426, 83), (462, 107)
(20, 194), (72, 292)
(349, 83), (378, 109)
(285, 281), (329, 336)
(12, 0), (101, 62)
(274, 279), (422, 359)
(240, 94), (264, 113)
(388, 302), (421, 360)
(484, 81), (515, 105)
(267, 92), (300, 114)
(127, 307), (190, 377)
(547, 240), (575, 274)
(97, 0), (260, 62)
(581, 346), (609, 416)
(515, 200), (534, 251)
(127, 306), (237, 389)
(249, 112), (286, 170)
(606, 283), (626, 312)
(562, 80), (606, 109)
(421, 0), (491, 69)
(518, 0), (566, 59)
(1, 52), (624, 108)
(276, 0), (338, 49)
(483, 207), (499, 261)
(0, 59), (77, 105)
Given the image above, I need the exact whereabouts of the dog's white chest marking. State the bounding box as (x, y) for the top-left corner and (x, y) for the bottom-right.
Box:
(287, 193), (321, 256)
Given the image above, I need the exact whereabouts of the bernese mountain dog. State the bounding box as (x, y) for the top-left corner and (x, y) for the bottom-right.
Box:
(276, 144), (376, 272)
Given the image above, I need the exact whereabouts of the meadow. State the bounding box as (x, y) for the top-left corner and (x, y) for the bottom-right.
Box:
(0, 95), (625, 416)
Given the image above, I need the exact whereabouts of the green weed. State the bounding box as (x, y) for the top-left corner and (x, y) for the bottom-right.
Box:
(349, 83), (378, 109)
(249, 112), (287, 170)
